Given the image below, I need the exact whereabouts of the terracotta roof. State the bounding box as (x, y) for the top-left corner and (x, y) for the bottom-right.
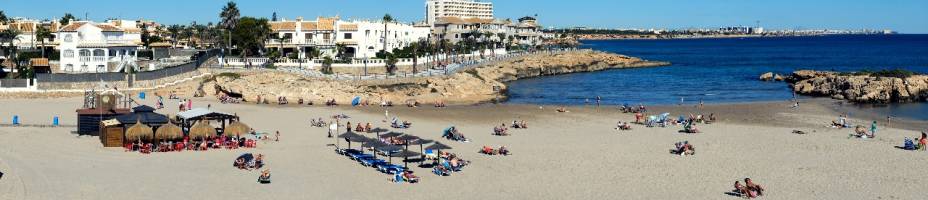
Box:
(30, 58), (49, 67)
(59, 22), (88, 32)
(95, 24), (123, 32)
(338, 24), (358, 31)
(270, 21), (297, 31)
(316, 17), (337, 31)
(300, 22), (317, 31)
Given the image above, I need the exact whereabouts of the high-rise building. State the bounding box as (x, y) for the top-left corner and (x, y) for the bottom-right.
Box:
(425, 0), (493, 27)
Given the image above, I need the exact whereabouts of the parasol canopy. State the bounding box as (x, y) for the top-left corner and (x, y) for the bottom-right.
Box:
(225, 121), (251, 136)
(188, 121), (217, 139)
(425, 142), (453, 150)
(154, 123), (183, 140)
(380, 131), (404, 138)
(125, 121), (154, 140)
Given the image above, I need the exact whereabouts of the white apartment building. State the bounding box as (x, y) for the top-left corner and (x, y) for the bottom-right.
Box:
(266, 17), (430, 59)
(425, 0), (493, 27)
(57, 21), (140, 73)
(431, 16), (544, 46)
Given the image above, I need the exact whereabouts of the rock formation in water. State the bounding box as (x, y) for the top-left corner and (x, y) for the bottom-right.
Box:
(785, 70), (928, 103)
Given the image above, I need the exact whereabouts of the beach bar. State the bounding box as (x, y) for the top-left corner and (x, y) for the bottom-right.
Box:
(176, 108), (239, 136)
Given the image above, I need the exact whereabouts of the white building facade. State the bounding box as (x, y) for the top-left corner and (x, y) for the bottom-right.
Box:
(57, 21), (140, 73)
(267, 17), (431, 59)
(425, 0), (493, 27)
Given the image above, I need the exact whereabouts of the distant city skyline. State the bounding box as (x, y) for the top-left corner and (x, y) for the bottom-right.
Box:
(2, 0), (927, 33)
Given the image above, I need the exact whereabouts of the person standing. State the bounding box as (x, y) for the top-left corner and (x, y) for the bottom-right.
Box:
(870, 121), (878, 138)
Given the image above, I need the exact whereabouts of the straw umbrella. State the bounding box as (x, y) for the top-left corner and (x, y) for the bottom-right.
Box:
(154, 123), (183, 141)
(425, 142), (453, 159)
(389, 150), (422, 168)
(364, 141), (392, 159)
(188, 121), (217, 140)
(125, 121), (154, 142)
(338, 131), (369, 149)
(225, 121), (251, 137)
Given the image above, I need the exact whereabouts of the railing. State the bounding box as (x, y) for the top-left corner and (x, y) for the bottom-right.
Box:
(79, 56), (108, 62)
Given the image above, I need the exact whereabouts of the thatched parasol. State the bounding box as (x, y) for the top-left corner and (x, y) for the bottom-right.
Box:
(125, 121), (154, 141)
(225, 121), (251, 136)
(188, 121), (217, 139)
(155, 123), (183, 140)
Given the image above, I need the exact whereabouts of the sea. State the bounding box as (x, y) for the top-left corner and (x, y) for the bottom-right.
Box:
(506, 34), (928, 120)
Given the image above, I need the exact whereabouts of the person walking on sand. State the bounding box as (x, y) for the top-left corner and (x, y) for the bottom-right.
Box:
(275, 131), (280, 142)
(596, 96), (601, 107)
(870, 121), (878, 138)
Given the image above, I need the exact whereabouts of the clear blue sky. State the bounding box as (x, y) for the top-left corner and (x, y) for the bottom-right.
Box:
(3, 0), (927, 33)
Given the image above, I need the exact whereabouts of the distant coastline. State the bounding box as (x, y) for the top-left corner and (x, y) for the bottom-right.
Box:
(573, 33), (893, 40)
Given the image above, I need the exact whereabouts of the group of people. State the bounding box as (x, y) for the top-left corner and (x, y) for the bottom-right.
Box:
(406, 100), (421, 107)
(851, 121), (878, 138)
(670, 141), (695, 156)
(732, 178), (765, 198)
(126, 134), (262, 154)
(615, 121), (632, 130)
(391, 117), (412, 129)
(310, 118), (328, 128)
(493, 123), (510, 136)
(351, 122), (374, 133)
(233, 153), (265, 171)
(901, 132), (927, 151)
(434, 100), (447, 108)
(480, 146), (510, 156)
(511, 120), (528, 129)
(442, 126), (469, 142)
(432, 152), (469, 176)
(218, 93), (241, 104)
(829, 114), (851, 128)
(620, 103), (647, 113)
(277, 96), (289, 105)
(325, 99), (338, 106)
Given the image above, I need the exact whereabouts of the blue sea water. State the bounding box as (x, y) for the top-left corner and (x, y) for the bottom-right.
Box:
(506, 35), (928, 119)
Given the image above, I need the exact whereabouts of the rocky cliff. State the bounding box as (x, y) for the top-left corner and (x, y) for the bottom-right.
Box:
(787, 70), (928, 103)
(198, 51), (670, 105)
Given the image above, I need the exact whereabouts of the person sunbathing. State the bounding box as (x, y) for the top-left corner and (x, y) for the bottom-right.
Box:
(482, 146), (497, 155)
(498, 146), (510, 156)
(402, 171), (419, 183)
(258, 169), (271, 184)
(556, 107), (568, 113)
(853, 125), (869, 138)
(733, 181), (752, 198)
(355, 124), (364, 132)
(919, 132), (927, 151)
(520, 120), (527, 128)
(745, 178), (764, 197)
(255, 154), (265, 169)
(235, 158), (246, 169)
(365, 123), (372, 132)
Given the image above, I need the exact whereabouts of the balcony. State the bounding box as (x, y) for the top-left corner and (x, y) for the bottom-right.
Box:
(79, 56), (107, 62)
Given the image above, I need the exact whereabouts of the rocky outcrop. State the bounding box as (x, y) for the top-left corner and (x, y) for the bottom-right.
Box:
(787, 70), (928, 103)
(197, 51), (670, 105)
(759, 72), (785, 81)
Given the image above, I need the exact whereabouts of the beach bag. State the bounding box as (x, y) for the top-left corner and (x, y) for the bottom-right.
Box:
(903, 138), (915, 150)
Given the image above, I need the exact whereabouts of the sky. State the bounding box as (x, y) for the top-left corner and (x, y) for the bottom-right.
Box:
(2, 0), (927, 33)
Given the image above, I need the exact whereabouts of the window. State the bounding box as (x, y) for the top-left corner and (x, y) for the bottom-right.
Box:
(343, 33), (352, 39)
(63, 50), (74, 58)
(305, 33), (313, 40)
(93, 49), (105, 57)
(64, 64), (74, 71)
(64, 34), (73, 42)
(79, 49), (91, 57)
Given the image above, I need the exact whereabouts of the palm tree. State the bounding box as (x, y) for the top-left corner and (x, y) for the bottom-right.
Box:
(0, 28), (22, 76)
(385, 53), (398, 75)
(220, 1), (240, 48)
(321, 56), (333, 74)
(35, 26), (53, 58)
(334, 43), (347, 62)
(0, 10), (8, 23)
(381, 14), (393, 55)
(167, 25), (182, 48)
(59, 13), (76, 26)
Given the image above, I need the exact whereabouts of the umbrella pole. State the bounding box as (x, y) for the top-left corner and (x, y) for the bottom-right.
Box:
(419, 144), (424, 165)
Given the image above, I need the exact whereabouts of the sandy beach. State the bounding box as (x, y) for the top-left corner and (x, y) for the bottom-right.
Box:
(1, 94), (926, 200)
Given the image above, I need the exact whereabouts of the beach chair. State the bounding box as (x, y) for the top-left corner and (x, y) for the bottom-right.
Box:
(424, 149), (437, 160)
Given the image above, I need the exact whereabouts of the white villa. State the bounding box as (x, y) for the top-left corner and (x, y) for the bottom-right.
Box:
(56, 21), (141, 73)
(266, 17), (431, 59)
